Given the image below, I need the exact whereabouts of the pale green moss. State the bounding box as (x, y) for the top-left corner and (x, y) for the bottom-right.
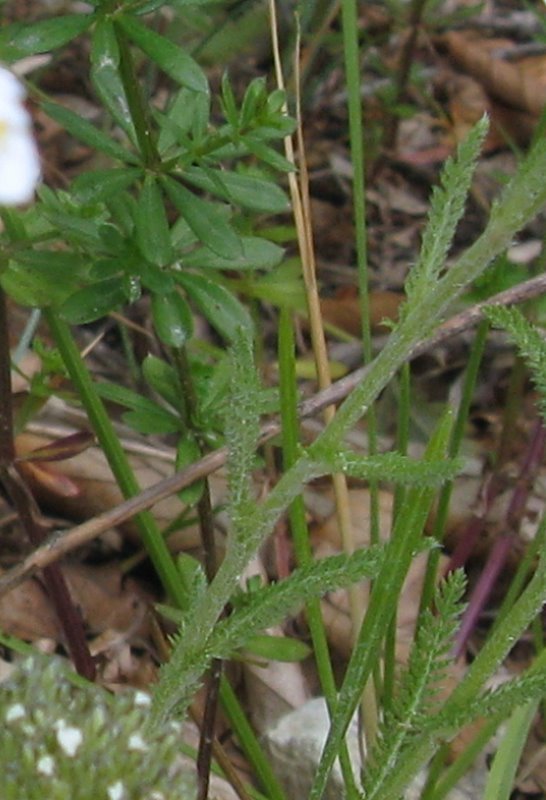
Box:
(1, 657), (196, 799)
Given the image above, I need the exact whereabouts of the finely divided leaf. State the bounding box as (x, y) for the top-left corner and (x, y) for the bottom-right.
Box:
(210, 546), (386, 659)
(317, 449), (461, 486)
(485, 305), (546, 422)
(401, 116), (488, 321)
(364, 570), (466, 800)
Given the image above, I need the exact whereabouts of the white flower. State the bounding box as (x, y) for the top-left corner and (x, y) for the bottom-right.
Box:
(107, 780), (126, 800)
(5, 703), (25, 722)
(36, 755), (55, 776)
(54, 720), (83, 757)
(0, 66), (41, 205)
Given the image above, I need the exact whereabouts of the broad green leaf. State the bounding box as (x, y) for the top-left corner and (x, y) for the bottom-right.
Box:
(95, 382), (182, 434)
(71, 168), (142, 204)
(162, 176), (242, 259)
(183, 167), (289, 213)
(1, 258), (83, 308)
(91, 20), (136, 142)
(116, 15), (208, 95)
(123, 408), (182, 435)
(242, 135), (294, 172)
(0, 15), (93, 60)
(157, 88), (210, 153)
(184, 236), (284, 271)
(135, 176), (173, 266)
(12, 250), (87, 271)
(175, 554), (206, 609)
(59, 277), (127, 323)
(139, 262), (175, 294)
(243, 260), (305, 309)
(244, 634), (311, 662)
(141, 355), (181, 410)
(40, 211), (103, 249)
(43, 102), (139, 165)
(240, 77), (267, 128)
(220, 72), (238, 128)
(176, 272), (252, 341)
(151, 290), (194, 347)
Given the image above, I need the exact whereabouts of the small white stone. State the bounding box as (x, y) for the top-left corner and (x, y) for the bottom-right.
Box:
(55, 722), (83, 757)
(128, 733), (148, 752)
(5, 703), (25, 722)
(37, 755), (55, 776)
(107, 780), (125, 800)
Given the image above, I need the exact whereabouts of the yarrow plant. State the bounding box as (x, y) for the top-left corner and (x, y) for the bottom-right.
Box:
(0, 66), (40, 206)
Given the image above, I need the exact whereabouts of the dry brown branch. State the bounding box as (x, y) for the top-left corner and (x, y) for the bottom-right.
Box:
(1, 272), (545, 597)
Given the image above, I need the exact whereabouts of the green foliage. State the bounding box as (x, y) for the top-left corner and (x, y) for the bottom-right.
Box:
(399, 116), (488, 330)
(485, 305), (546, 421)
(0, 657), (195, 800)
(207, 545), (388, 660)
(363, 570), (466, 799)
(4, 4), (546, 800)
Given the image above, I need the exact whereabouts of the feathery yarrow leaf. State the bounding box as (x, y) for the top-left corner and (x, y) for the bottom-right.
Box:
(363, 570), (466, 800)
(400, 116), (488, 324)
(485, 305), (546, 422)
(224, 327), (262, 537)
(210, 545), (386, 659)
(427, 669), (546, 739)
(321, 449), (461, 486)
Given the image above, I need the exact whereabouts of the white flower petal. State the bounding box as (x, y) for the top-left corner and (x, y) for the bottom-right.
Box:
(0, 66), (41, 205)
(55, 723), (83, 757)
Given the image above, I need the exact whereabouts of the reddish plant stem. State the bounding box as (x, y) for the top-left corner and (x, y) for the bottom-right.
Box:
(454, 419), (546, 658)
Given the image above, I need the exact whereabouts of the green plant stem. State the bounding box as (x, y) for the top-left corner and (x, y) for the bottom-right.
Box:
(114, 21), (160, 168)
(383, 362), (411, 712)
(482, 701), (537, 800)
(218, 678), (288, 800)
(278, 309), (359, 797)
(369, 552), (546, 800)
(420, 318), (489, 616)
(422, 719), (500, 800)
(45, 311), (185, 607)
(312, 413), (453, 800)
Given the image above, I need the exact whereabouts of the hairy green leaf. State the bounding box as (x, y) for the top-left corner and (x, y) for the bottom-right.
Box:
(43, 102), (140, 165)
(0, 15), (92, 60)
(485, 305), (546, 422)
(116, 15), (208, 94)
(162, 176), (242, 259)
(91, 20), (136, 142)
(175, 272), (252, 341)
(183, 167), (290, 213)
(209, 546), (386, 660)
